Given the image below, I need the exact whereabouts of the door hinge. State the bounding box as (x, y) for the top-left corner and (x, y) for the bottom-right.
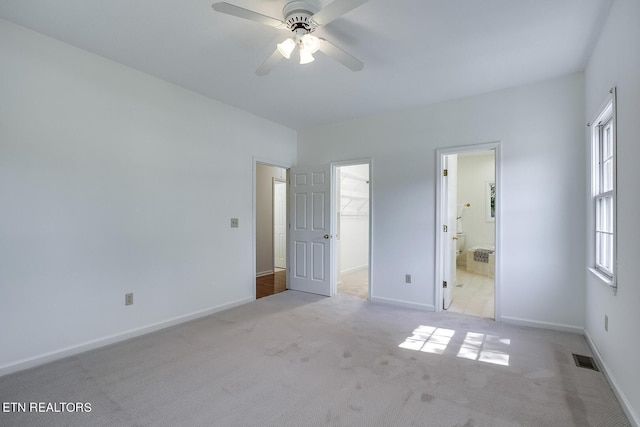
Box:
(443, 169), (448, 177)
(443, 281), (448, 288)
(443, 225), (448, 232)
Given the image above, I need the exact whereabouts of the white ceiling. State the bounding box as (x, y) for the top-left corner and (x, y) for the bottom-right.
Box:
(0, 0), (612, 130)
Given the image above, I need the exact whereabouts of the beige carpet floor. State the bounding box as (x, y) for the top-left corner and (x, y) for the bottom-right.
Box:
(0, 291), (630, 427)
(338, 269), (368, 300)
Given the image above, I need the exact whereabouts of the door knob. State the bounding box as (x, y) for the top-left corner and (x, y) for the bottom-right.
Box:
(324, 234), (330, 239)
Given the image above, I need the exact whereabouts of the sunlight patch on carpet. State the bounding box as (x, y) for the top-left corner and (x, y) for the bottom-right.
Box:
(398, 325), (455, 355)
(399, 326), (511, 366)
(457, 332), (510, 366)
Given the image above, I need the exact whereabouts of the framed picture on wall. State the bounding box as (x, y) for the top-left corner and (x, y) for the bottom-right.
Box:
(486, 182), (495, 222)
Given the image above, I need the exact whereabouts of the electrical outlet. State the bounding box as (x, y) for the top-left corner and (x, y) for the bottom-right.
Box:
(405, 274), (411, 284)
(604, 314), (608, 331)
(125, 293), (133, 306)
(230, 218), (239, 228)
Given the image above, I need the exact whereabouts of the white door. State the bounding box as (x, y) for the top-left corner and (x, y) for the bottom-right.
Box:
(442, 155), (457, 309)
(273, 179), (287, 269)
(289, 165), (332, 296)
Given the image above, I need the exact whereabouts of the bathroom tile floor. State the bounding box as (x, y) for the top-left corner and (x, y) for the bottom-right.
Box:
(448, 268), (494, 319)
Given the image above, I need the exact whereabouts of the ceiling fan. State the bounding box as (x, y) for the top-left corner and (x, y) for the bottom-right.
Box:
(212, 0), (367, 75)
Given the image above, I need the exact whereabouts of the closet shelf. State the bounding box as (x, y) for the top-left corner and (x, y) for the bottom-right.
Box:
(340, 192), (368, 201)
(340, 171), (369, 183)
(339, 171), (369, 217)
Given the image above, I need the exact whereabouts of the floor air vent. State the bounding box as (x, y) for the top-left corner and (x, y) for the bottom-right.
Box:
(572, 354), (599, 371)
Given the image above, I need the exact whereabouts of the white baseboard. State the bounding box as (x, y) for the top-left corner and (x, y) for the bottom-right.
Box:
(585, 330), (639, 427)
(370, 296), (435, 312)
(256, 270), (274, 277)
(501, 316), (584, 335)
(340, 265), (368, 275)
(0, 296), (254, 377)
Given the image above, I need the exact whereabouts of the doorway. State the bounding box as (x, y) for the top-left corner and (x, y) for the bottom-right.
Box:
(286, 161), (371, 298)
(334, 162), (370, 300)
(436, 144), (499, 319)
(256, 163), (287, 299)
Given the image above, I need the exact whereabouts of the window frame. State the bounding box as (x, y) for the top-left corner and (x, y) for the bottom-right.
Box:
(589, 88), (617, 288)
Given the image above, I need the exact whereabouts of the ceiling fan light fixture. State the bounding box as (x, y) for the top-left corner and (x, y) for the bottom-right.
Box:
(299, 48), (315, 65)
(300, 34), (320, 53)
(277, 38), (296, 59)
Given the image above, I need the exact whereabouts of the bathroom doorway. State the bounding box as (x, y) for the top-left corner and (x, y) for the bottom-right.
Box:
(255, 163), (288, 299)
(334, 162), (370, 300)
(436, 144), (499, 320)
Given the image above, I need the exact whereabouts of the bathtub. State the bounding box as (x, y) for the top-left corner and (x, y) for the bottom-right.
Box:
(466, 246), (495, 278)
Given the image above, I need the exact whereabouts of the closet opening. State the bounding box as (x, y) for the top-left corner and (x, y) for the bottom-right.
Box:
(334, 162), (370, 300)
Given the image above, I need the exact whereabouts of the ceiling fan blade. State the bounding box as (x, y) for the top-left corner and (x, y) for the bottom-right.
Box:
(318, 39), (364, 71)
(212, 2), (284, 28)
(256, 49), (283, 76)
(311, 0), (368, 26)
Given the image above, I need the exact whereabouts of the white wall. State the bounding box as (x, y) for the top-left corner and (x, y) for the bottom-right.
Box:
(0, 20), (296, 373)
(584, 0), (640, 424)
(298, 73), (586, 329)
(339, 217), (369, 274)
(457, 152), (495, 250)
(256, 164), (286, 276)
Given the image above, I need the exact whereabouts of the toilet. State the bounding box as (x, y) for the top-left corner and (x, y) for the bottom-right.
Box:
(455, 232), (465, 257)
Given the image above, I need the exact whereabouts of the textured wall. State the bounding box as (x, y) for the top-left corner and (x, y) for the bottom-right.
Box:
(0, 20), (296, 372)
(584, 0), (640, 423)
(298, 73), (586, 329)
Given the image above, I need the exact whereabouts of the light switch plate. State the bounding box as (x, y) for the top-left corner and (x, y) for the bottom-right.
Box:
(231, 218), (239, 228)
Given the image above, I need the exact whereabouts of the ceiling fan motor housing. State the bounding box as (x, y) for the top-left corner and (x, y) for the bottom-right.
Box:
(283, 0), (318, 34)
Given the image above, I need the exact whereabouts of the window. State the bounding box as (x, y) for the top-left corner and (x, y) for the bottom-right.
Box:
(590, 88), (616, 285)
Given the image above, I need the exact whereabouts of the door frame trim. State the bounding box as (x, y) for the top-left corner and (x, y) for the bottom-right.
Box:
(273, 177), (287, 270)
(434, 142), (501, 321)
(253, 157), (292, 300)
(331, 158), (373, 299)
